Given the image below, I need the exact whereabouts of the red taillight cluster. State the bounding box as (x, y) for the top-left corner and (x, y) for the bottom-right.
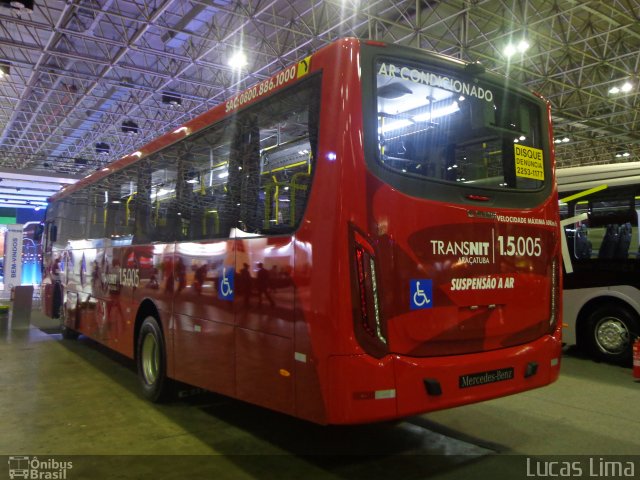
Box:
(351, 228), (387, 357)
(355, 244), (379, 338)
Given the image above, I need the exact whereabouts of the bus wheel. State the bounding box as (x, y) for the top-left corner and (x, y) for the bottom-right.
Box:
(136, 316), (172, 402)
(584, 304), (639, 364)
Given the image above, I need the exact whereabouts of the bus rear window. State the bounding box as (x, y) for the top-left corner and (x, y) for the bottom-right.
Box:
(376, 60), (545, 191)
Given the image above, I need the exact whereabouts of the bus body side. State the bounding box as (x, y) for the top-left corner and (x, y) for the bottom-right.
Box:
(43, 38), (562, 425)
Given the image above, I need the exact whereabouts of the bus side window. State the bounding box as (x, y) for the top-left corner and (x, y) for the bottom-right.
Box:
(230, 114), (261, 233)
(133, 160), (153, 244)
(236, 75), (320, 235)
(177, 120), (235, 240)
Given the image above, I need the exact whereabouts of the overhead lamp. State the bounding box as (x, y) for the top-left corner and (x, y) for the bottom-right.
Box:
(11, 0), (33, 10)
(228, 51), (248, 69)
(0, 61), (10, 77)
(0, 0), (34, 13)
(121, 119), (139, 135)
(162, 91), (182, 106)
(503, 39), (530, 57)
(609, 81), (633, 94)
(95, 142), (110, 155)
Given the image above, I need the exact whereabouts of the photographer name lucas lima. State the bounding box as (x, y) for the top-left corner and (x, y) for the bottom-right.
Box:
(527, 457), (635, 477)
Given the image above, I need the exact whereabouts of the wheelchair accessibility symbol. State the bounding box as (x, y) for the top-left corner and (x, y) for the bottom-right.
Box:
(410, 279), (433, 310)
(219, 267), (234, 301)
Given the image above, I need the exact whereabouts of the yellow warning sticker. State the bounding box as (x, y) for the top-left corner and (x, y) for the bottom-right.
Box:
(514, 145), (544, 181)
(297, 55), (312, 78)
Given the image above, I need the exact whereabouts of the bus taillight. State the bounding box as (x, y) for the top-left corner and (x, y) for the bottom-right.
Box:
(351, 229), (388, 357)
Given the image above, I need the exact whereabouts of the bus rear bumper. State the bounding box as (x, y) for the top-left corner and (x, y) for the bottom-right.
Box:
(326, 334), (562, 424)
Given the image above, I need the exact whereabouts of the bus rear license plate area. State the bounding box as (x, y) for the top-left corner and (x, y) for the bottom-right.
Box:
(458, 367), (515, 389)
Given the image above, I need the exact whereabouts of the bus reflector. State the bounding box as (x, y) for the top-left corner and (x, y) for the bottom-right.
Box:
(353, 389), (396, 400)
(549, 258), (559, 331)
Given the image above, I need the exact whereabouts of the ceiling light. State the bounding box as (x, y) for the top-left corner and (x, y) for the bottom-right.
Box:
(228, 51), (248, 69)
(609, 81), (633, 94)
(504, 39), (530, 57)
(162, 91), (182, 106)
(503, 44), (516, 57)
(95, 142), (110, 155)
(10, 1), (34, 12)
(0, 61), (9, 77)
(121, 119), (139, 135)
(0, 0), (34, 13)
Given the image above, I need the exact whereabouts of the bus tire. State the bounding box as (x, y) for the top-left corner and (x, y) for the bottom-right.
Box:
(136, 316), (172, 402)
(583, 303), (639, 364)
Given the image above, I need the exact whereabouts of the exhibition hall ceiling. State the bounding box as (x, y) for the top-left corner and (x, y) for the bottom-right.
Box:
(0, 0), (638, 204)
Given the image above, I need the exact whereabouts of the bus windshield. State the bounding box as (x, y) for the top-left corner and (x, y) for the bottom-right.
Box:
(376, 59), (545, 191)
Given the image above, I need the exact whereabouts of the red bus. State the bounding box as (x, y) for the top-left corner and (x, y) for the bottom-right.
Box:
(41, 38), (562, 425)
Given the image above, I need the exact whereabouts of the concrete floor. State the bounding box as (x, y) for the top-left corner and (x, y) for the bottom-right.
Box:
(1, 306), (639, 480)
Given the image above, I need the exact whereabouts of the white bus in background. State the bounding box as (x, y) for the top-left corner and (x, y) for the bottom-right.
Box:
(558, 161), (640, 364)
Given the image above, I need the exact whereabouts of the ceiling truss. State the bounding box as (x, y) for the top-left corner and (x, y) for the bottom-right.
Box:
(0, 0), (638, 206)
